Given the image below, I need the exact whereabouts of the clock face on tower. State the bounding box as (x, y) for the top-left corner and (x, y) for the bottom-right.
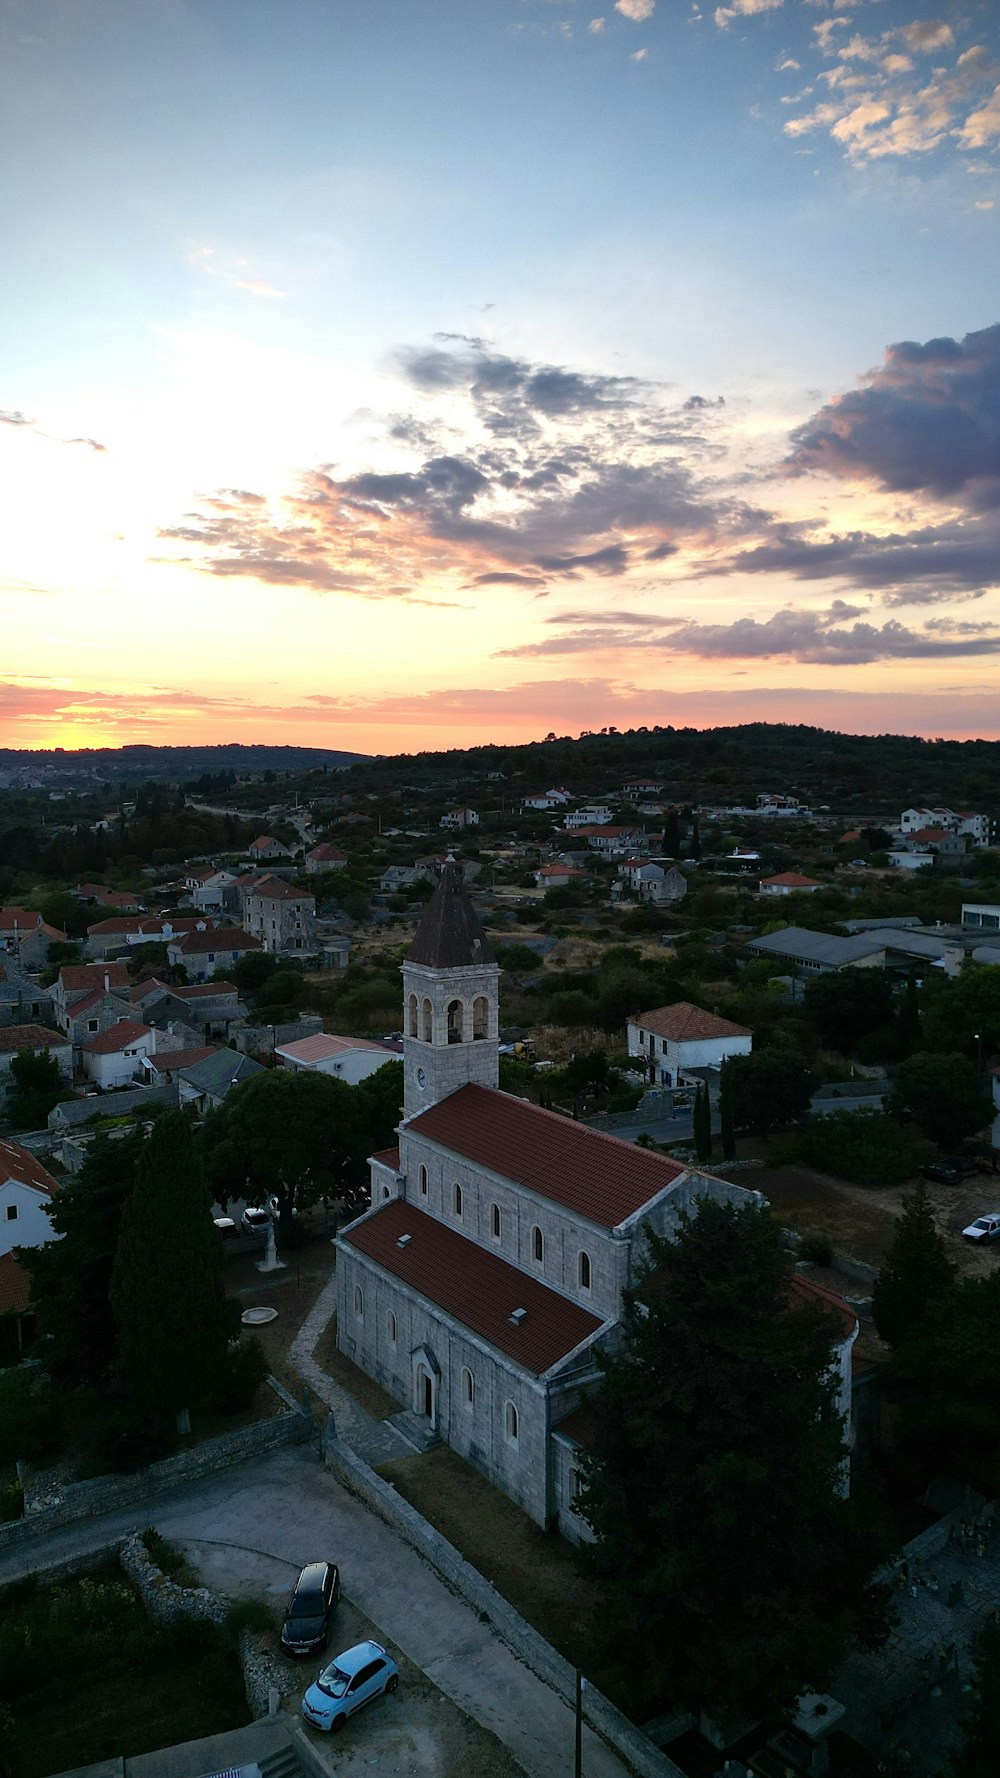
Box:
(416, 1067), (426, 1089)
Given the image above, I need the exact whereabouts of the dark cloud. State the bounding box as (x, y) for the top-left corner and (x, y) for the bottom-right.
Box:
(470, 571), (547, 586)
(788, 323), (1000, 506)
(534, 544), (630, 577)
(727, 517), (1000, 600)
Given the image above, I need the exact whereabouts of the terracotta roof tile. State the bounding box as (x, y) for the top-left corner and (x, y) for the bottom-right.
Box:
(633, 1002), (751, 1043)
(59, 963), (130, 993)
(0, 1137), (60, 1198)
(145, 1045), (217, 1072)
(277, 1032), (394, 1063)
(554, 1403), (601, 1448)
(0, 1252), (31, 1316)
(82, 1019), (152, 1055)
(408, 1084), (685, 1230)
(0, 1024), (66, 1054)
(170, 927), (261, 955)
(760, 872), (823, 889)
(0, 908), (43, 932)
(788, 1272), (858, 1341)
(344, 1201), (603, 1374)
(372, 1146), (401, 1169)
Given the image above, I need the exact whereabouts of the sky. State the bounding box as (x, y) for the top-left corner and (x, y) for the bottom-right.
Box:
(1, 0), (999, 754)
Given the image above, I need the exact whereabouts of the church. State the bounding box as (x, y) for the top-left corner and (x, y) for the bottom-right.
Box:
(335, 864), (768, 1536)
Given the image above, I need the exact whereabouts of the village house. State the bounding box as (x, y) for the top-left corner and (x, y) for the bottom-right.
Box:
(563, 804), (613, 830)
(755, 793), (812, 816)
(533, 863), (592, 890)
(177, 1048), (263, 1112)
(305, 842), (348, 873)
(81, 1018), (157, 1090)
(440, 807), (479, 830)
(184, 868), (240, 912)
(0, 962), (55, 1032)
(334, 866), (761, 1536)
(275, 1031), (399, 1085)
(0, 907), (65, 969)
(75, 883), (143, 911)
(240, 877), (317, 957)
(898, 806), (992, 848)
(84, 912), (215, 960)
(0, 1136), (59, 1261)
(130, 978), (247, 1042)
(758, 872), (824, 897)
(166, 927), (262, 983)
(522, 789), (572, 811)
(0, 1024), (73, 1090)
(52, 962), (132, 1031)
(627, 1002), (753, 1088)
(247, 834), (293, 861)
(616, 860), (688, 905)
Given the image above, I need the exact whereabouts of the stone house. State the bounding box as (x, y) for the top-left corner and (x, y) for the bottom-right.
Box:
(617, 860), (687, 905)
(0, 1023), (73, 1089)
(0, 907), (65, 970)
(240, 878), (317, 958)
(627, 1002), (753, 1089)
(306, 843), (347, 873)
(248, 835), (292, 861)
(335, 867), (759, 1536)
(166, 927), (262, 984)
(0, 962), (55, 1032)
(440, 808), (479, 830)
(130, 978), (247, 1041)
(85, 912), (215, 960)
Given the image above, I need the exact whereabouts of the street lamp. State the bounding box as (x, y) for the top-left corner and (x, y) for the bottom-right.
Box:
(974, 1031), (983, 1075)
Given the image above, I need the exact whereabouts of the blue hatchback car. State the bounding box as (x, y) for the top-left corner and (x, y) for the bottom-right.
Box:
(301, 1639), (399, 1733)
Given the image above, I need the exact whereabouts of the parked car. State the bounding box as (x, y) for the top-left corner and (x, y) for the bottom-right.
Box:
(280, 1561), (341, 1655)
(961, 1213), (1000, 1243)
(241, 1205), (271, 1235)
(922, 1157), (978, 1186)
(212, 1215), (237, 1239)
(301, 1639), (399, 1731)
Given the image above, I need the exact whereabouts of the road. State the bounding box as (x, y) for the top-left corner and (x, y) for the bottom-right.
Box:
(0, 1444), (632, 1778)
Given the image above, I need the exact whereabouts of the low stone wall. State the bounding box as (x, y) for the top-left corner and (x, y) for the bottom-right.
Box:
(0, 1392), (313, 1556)
(323, 1425), (686, 1778)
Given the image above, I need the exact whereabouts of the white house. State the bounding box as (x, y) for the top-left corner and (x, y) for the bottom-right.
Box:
(756, 794), (811, 816)
(81, 1018), (155, 1089)
(627, 1001), (752, 1088)
(185, 869), (239, 912)
(275, 1031), (399, 1085)
(617, 860), (687, 905)
(758, 872), (823, 896)
(563, 804), (613, 830)
(523, 789), (572, 811)
(533, 864), (591, 890)
(898, 807), (992, 849)
(440, 808), (479, 830)
(888, 849), (934, 872)
(962, 902), (1000, 934)
(0, 1137), (60, 1259)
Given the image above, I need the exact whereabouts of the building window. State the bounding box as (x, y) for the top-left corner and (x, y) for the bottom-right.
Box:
(382, 1185), (390, 1200)
(454, 1182), (463, 1218)
(421, 998), (432, 1042)
(5, 1205), (17, 1221)
(491, 1203), (501, 1240)
(419, 1165), (428, 1197)
(408, 994), (418, 1037)
(532, 1226), (544, 1264)
(504, 1401), (519, 1443)
(579, 1251), (592, 1291)
(472, 995), (488, 1040)
(354, 1285), (364, 1320)
(462, 1367), (475, 1408)
(571, 1468), (582, 1501)
(447, 998), (463, 1044)
(88, 1019), (99, 1032)
(387, 1311), (397, 1345)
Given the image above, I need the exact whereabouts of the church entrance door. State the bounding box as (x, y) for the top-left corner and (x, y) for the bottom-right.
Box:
(423, 1374), (433, 1418)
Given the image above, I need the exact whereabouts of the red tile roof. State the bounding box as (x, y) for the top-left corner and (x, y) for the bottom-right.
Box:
(407, 1084), (685, 1230)
(0, 1024), (67, 1054)
(344, 1201), (603, 1374)
(0, 908), (43, 932)
(372, 1146), (401, 1170)
(82, 1019), (152, 1055)
(760, 872), (823, 889)
(308, 843), (346, 861)
(278, 1032), (394, 1063)
(59, 963), (131, 994)
(554, 1403), (601, 1448)
(67, 986), (132, 1020)
(0, 1137), (60, 1198)
(0, 1252), (31, 1316)
(145, 1046), (217, 1073)
(633, 1002), (751, 1043)
(788, 1272), (858, 1341)
(246, 879), (311, 903)
(170, 927), (261, 955)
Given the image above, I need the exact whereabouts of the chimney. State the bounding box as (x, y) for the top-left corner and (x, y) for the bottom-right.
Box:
(103, 971), (110, 992)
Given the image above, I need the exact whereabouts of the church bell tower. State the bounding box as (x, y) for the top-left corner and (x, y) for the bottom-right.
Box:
(401, 861), (500, 1118)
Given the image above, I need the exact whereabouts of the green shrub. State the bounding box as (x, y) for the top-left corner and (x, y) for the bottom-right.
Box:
(797, 1110), (926, 1188)
(211, 1338), (269, 1414)
(223, 1597), (276, 1640)
(799, 1232), (835, 1267)
(86, 1401), (178, 1473)
(0, 1476), (24, 1523)
(140, 1526), (200, 1588)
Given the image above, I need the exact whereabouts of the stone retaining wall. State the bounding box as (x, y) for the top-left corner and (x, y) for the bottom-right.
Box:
(0, 1391), (313, 1556)
(322, 1424), (686, 1778)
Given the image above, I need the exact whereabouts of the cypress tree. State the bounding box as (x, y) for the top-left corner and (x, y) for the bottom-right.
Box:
(873, 1181), (953, 1348)
(689, 815), (702, 862)
(663, 807), (680, 855)
(111, 1112), (237, 1432)
(719, 1062), (736, 1162)
(694, 1080), (712, 1162)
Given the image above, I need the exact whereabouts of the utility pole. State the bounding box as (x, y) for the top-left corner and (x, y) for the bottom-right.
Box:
(575, 1670), (585, 1778)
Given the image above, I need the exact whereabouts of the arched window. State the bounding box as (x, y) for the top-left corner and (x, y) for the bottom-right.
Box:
(421, 997), (432, 1042)
(447, 998), (463, 1044)
(533, 1225), (544, 1264)
(504, 1400), (519, 1443)
(354, 1285), (364, 1320)
(382, 1185), (390, 1200)
(454, 1182), (463, 1217)
(472, 995), (488, 1040)
(462, 1367), (475, 1409)
(419, 1164), (428, 1197)
(407, 993), (418, 1038)
(491, 1203), (501, 1240)
(387, 1311), (397, 1344)
(579, 1251), (592, 1291)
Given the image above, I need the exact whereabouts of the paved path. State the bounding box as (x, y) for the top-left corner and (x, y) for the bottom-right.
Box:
(290, 1270), (412, 1467)
(0, 1445), (631, 1778)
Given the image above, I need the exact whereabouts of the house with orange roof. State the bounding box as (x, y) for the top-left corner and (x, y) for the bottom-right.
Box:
(0, 1137), (59, 1259)
(759, 871), (824, 896)
(0, 908), (66, 969)
(248, 834), (292, 861)
(628, 1001), (753, 1089)
(275, 1030), (399, 1086)
(81, 1018), (157, 1089)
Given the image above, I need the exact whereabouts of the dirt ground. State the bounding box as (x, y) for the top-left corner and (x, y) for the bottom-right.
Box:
(726, 1162), (1000, 1277)
(224, 1231), (337, 1404)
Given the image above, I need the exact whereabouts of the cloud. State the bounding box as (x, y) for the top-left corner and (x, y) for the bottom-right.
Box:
(958, 84), (1000, 148)
(715, 0), (782, 27)
(188, 245), (285, 300)
(631, 48), (648, 60)
(615, 0), (655, 20)
(498, 603), (1000, 664)
(726, 520), (1000, 600)
(900, 20), (954, 55)
(0, 409), (32, 427)
(786, 323), (1000, 507)
(0, 405), (106, 452)
(589, 17), (606, 31)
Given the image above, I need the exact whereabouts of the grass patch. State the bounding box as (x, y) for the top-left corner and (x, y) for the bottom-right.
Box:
(376, 1446), (619, 1700)
(313, 1316), (401, 1420)
(0, 1562), (250, 1777)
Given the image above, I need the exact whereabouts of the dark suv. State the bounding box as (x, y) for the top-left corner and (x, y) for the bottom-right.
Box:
(280, 1561), (341, 1656)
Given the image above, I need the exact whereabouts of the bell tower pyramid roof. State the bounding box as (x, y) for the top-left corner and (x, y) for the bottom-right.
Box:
(405, 862), (496, 970)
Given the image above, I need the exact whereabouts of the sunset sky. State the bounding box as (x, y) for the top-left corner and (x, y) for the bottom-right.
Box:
(2, 0), (999, 753)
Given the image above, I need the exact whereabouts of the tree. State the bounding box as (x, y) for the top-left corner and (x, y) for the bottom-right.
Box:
(802, 969), (895, 1053)
(896, 970), (922, 1057)
(4, 1048), (66, 1130)
(951, 1617), (1000, 1778)
(21, 1129), (146, 1390)
(873, 1182), (953, 1346)
(693, 1079), (712, 1162)
(111, 1112), (237, 1432)
(663, 807), (680, 855)
(689, 815), (701, 862)
(924, 963), (1000, 1062)
(889, 1051), (992, 1150)
(796, 1110), (927, 1188)
(889, 1272), (1000, 1489)
(231, 950), (278, 997)
(726, 1048), (817, 1136)
(719, 1061), (736, 1161)
(575, 1199), (888, 1721)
